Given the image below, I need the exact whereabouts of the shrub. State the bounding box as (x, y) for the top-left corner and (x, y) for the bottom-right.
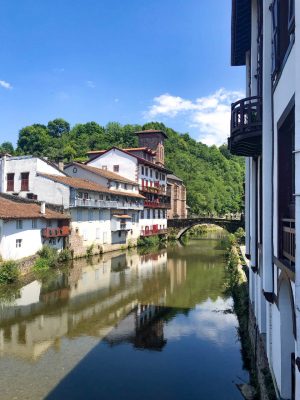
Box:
(57, 248), (72, 263)
(86, 244), (94, 258)
(0, 261), (19, 284)
(37, 246), (58, 267)
(33, 258), (51, 272)
(235, 227), (245, 244)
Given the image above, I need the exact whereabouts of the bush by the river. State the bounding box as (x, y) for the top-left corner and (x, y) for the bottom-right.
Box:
(0, 261), (20, 284)
(33, 246), (72, 273)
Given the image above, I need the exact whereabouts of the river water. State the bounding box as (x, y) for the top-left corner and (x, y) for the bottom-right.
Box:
(0, 237), (248, 399)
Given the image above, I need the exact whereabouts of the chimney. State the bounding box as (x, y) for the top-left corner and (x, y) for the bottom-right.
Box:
(58, 161), (64, 172)
(0, 155), (6, 193)
(40, 201), (46, 215)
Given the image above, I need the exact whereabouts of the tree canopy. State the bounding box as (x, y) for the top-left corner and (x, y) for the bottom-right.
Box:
(11, 119), (244, 215)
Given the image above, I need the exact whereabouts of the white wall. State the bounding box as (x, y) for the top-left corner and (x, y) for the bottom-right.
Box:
(0, 218), (63, 260)
(88, 149), (138, 183)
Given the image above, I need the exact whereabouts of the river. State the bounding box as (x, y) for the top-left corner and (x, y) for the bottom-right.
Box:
(0, 236), (248, 399)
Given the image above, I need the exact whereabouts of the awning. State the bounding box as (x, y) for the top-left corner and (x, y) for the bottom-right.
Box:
(113, 214), (132, 219)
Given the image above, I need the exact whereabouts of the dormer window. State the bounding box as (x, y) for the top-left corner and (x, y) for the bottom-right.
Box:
(113, 165), (119, 172)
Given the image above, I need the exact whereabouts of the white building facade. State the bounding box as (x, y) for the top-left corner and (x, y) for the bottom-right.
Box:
(0, 196), (70, 260)
(229, 1), (299, 398)
(86, 130), (171, 237)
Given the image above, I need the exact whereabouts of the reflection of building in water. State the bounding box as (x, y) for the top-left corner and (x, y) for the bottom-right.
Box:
(167, 257), (187, 294)
(0, 249), (171, 361)
(104, 305), (167, 351)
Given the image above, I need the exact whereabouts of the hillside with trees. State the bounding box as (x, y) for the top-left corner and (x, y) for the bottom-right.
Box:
(1, 119), (244, 215)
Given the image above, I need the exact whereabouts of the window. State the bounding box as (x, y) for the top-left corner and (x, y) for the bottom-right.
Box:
(83, 192), (89, 199)
(147, 209), (151, 219)
(124, 184), (127, 190)
(156, 171), (158, 179)
(132, 213), (136, 223)
(271, 0), (294, 78)
(116, 182), (120, 189)
(102, 165), (107, 170)
(16, 220), (23, 229)
(47, 220), (52, 227)
(141, 166), (144, 175)
(99, 194), (103, 200)
(158, 210), (161, 218)
(77, 209), (82, 221)
(88, 209), (93, 221)
(16, 239), (22, 248)
(21, 172), (29, 191)
(32, 219), (37, 229)
(7, 173), (14, 191)
(145, 167), (148, 176)
(99, 209), (104, 220)
(49, 238), (56, 245)
(150, 169), (153, 178)
(162, 174), (165, 181)
(141, 210), (144, 219)
(113, 165), (119, 172)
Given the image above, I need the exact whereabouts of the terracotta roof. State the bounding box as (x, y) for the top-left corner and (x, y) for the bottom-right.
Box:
(67, 162), (137, 185)
(0, 196), (69, 220)
(39, 174), (145, 199)
(87, 147), (156, 156)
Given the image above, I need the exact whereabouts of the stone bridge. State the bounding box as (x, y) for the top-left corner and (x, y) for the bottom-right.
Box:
(167, 217), (244, 239)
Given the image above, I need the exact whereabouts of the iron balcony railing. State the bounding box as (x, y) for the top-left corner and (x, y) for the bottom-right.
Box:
(144, 200), (171, 209)
(281, 218), (295, 265)
(70, 198), (143, 210)
(229, 96), (262, 157)
(42, 226), (70, 238)
(140, 228), (168, 237)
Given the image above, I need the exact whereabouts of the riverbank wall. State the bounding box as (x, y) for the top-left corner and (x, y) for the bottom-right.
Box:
(230, 245), (276, 400)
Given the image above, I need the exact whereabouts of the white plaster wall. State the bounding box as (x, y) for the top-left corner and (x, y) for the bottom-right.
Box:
(88, 149), (138, 183)
(2, 157), (69, 207)
(0, 218), (63, 260)
(65, 165), (108, 187)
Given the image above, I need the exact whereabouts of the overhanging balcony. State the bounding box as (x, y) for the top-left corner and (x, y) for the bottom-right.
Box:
(228, 96), (262, 157)
(71, 198), (143, 210)
(42, 226), (70, 238)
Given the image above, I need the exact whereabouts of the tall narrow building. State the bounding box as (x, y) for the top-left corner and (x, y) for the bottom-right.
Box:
(228, 1), (299, 398)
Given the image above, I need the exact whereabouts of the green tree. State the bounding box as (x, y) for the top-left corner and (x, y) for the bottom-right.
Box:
(17, 124), (50, 155)
(47, 118), (70, 138)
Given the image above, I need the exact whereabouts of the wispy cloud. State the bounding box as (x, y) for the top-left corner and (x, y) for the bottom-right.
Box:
(86, 80), (96, 89)
(53, 67), (65, 73)
(114, 98), (119, 103)
(0, 80), (12, 90)
(145, 88), (244, 146)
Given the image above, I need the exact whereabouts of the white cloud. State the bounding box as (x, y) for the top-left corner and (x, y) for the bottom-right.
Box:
(86, 80), (96, 89)
(0, 80), (12, 90)
(146, 88), (244, 146)
(114, 98), (119, 103)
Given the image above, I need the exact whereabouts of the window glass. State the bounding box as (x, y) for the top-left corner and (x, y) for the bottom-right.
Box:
(32, 219), (37, 229)
(16, 239), (22, 248)
(113, 165), (119, 172)
(16, 220), (23, 229)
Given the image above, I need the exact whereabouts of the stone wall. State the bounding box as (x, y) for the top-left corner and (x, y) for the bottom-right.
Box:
(248, 303), (277, 400)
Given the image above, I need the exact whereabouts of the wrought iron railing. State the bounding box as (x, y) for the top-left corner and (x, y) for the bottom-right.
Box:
(231, 96), (262, 137)
(282, 218), (295, 264)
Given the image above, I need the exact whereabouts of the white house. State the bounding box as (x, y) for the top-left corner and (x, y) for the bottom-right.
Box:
(0, 195), (70, 260)
(0, 155), (68, 206)
(86, 130), (172, 237)
(38, 174), (144, 256)
(229, 0), (300, 398)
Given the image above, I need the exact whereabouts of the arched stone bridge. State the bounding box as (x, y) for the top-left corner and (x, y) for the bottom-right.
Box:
(168, 217), (244, 239)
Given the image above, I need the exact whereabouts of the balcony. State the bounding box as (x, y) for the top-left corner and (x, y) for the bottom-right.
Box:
(111, 216), (133, 232)
(228, 96), (262, 157)
(42, 226), (70, 238)
(71, 198), (143, 210)
(141, 227), (168, 237)
(281, 218), (295, 265)
(140, 184), (169, 196)
(144, 200), (171, 209)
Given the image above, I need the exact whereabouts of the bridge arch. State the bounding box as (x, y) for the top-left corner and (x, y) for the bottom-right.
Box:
(167, 218), (243, 240)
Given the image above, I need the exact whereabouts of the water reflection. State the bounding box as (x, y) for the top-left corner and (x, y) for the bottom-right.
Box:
(0, 238), (247, 400)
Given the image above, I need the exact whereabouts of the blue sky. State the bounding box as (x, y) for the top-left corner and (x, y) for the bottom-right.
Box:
(0, 0), (244, 147)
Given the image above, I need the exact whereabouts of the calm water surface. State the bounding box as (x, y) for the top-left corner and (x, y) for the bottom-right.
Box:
(0, 237), (248, 399)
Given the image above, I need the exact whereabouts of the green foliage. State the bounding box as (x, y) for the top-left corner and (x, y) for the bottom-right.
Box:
(0, 141), (14, 155)
(37, 245), (57, 266)
(57, 248), (72, 263)
(86, 244), (94, 258)
(16, 119), (244, 214)
(234, 227), (245, 244)
(33, 257), (51, 272)
(0, 261), (19, 284)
